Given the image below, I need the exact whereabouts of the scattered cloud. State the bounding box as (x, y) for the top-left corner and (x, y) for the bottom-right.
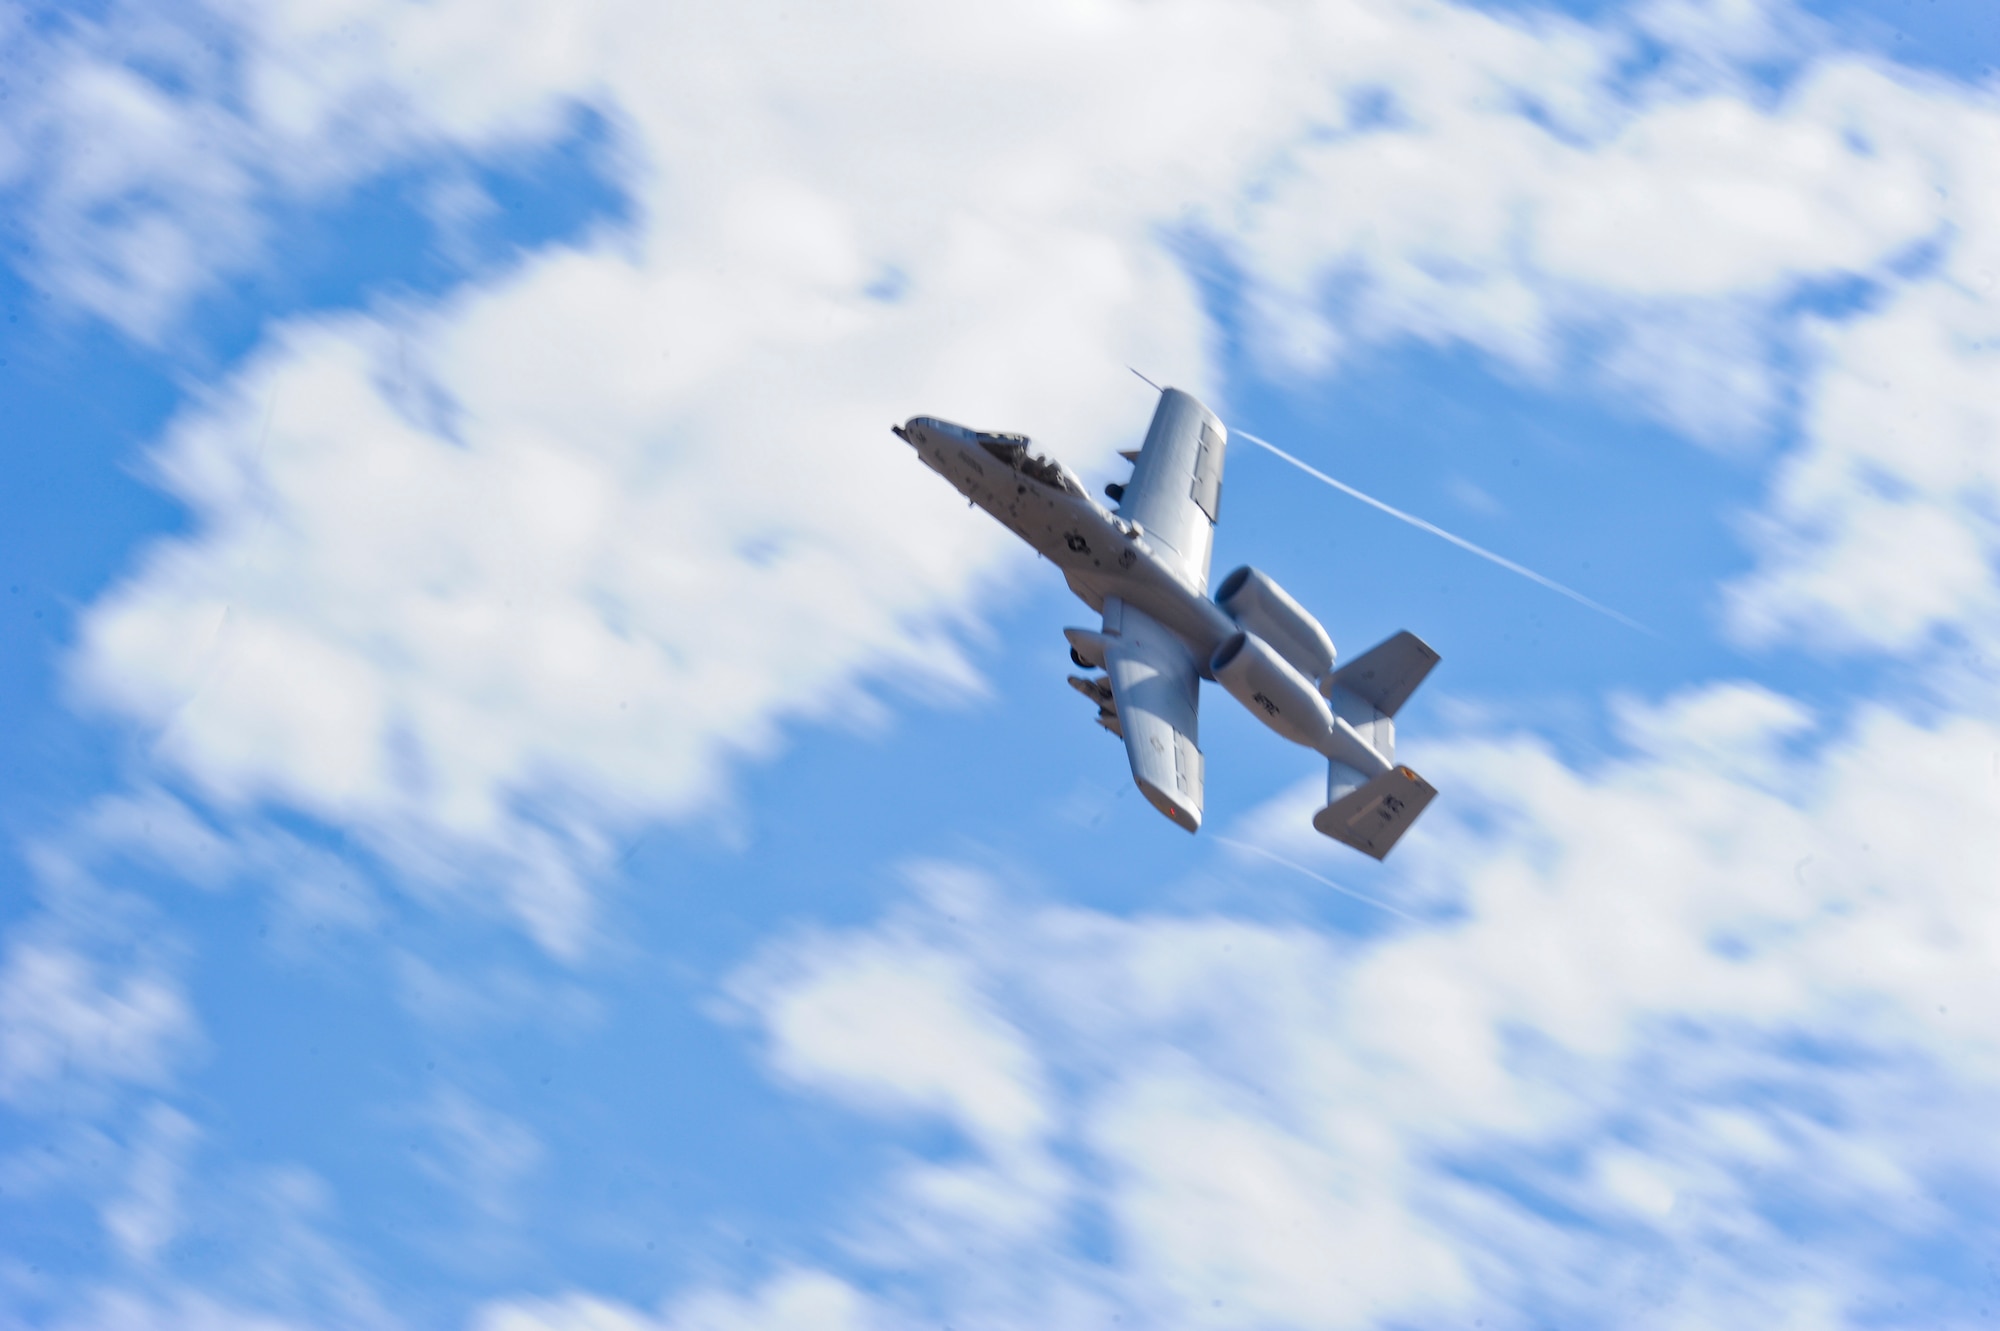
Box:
(476, 1271), (884, 1331)
(1224, 32), (2000, 652)
(408, 1086), (544, 1223)
(724, 874), (1051, 1157)
(9, 1141), (402, 1331)
(388, 951), (601, 1034)
(1726, 272), (2000, 652)
(101, 1104), (199, 1266)
(1445, 474), (1505, 517)
(0, 936), (197, 1111)
(45, 1288), (321, 1331)
(22, 0), (1992, 957)
(686, 680), (2000, 1328)
(6, 1), (2000, 1324)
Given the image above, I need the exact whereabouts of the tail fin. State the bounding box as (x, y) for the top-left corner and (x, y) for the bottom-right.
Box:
(1313, 765), (1436, 860)
(1325, 630), (1439, 716)
(1322, 630), (1439, 766)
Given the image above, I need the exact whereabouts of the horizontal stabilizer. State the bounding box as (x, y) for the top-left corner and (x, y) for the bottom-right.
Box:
(1312, 765), (1436, 860)
(1326, 631), (1439, 718)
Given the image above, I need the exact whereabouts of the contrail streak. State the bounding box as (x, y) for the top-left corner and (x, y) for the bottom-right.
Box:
(1211, 834), (1421, 924)
(1234, 430), (1654, 636)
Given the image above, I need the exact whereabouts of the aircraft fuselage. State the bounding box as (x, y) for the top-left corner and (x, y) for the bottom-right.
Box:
(895, 417), (1236, 671)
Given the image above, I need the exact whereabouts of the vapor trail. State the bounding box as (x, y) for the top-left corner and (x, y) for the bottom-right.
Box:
(1212, 835), (1419, 923)
(1235, 431), (1653, 636)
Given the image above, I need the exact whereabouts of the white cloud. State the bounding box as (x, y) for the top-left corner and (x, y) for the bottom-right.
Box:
(178, 1166), (399, 1330)
(694, 681), (2000, 1328)
(1631, 0), (1821, 69)
(61, 0), (1264, 951)
(68, 257), (1166, 949)
(11, 5), (2000, 1318)
(47, 1289), (316, 1331)
(723, 869), (1071, 1266)
(388, 951), (601, 1033)
(724, 876), (1050, 1156)
(1085, 1061), (1473, 1325)
(11, 1141), (402, 1331)
(31, 785), (389, 963)
(1609, 679), (1815, 784)
(1727, 273), (2000, 651)
(17, 1), (1998, 941)
(101, 1104), (200, 1266)
(1221, 36), (2000, 648)
(0, 938), (197, 1109)
(0, 0), (589, 338)
(476, 1271), (885, 1331)
(408, 1087), (544, 1223)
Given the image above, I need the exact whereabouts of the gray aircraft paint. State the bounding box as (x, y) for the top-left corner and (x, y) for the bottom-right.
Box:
(894, 388), (1438, 858)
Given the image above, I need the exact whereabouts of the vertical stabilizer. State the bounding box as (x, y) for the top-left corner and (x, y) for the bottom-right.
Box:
(1324, 630), (1439, 716)
(1322, 629), (1440, 768)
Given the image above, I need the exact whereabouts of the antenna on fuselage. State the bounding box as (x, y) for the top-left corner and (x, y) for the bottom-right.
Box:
(1128, 366), (1163, 393)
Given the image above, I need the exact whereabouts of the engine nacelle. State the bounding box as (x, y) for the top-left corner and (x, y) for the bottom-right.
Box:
(1214, 566), (1335, 683)
(1211, 631), (1390, 778)
(1211, 630), (1330, 751)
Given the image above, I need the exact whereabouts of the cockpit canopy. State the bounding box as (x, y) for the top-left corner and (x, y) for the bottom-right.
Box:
(976, 431), (1087, 498)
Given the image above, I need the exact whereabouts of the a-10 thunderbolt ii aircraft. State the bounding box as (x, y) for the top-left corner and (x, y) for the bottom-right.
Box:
(893, 388), (1440, 859)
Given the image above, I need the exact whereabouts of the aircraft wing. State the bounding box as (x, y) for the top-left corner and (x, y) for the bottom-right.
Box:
(1103, 599), (1204, 831)
(1118, 388), (1227, 593)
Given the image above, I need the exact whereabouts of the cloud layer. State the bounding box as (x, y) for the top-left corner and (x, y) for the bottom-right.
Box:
(644, 684), (2000, 1329)
(16, 0), (1991, 959)
(6, 0), (2000, 1326)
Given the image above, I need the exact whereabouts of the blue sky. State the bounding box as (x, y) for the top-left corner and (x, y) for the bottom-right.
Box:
(4, 0), (2000, 1327)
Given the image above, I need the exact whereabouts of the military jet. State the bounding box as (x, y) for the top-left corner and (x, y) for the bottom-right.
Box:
(893, 388), (1439, 859)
